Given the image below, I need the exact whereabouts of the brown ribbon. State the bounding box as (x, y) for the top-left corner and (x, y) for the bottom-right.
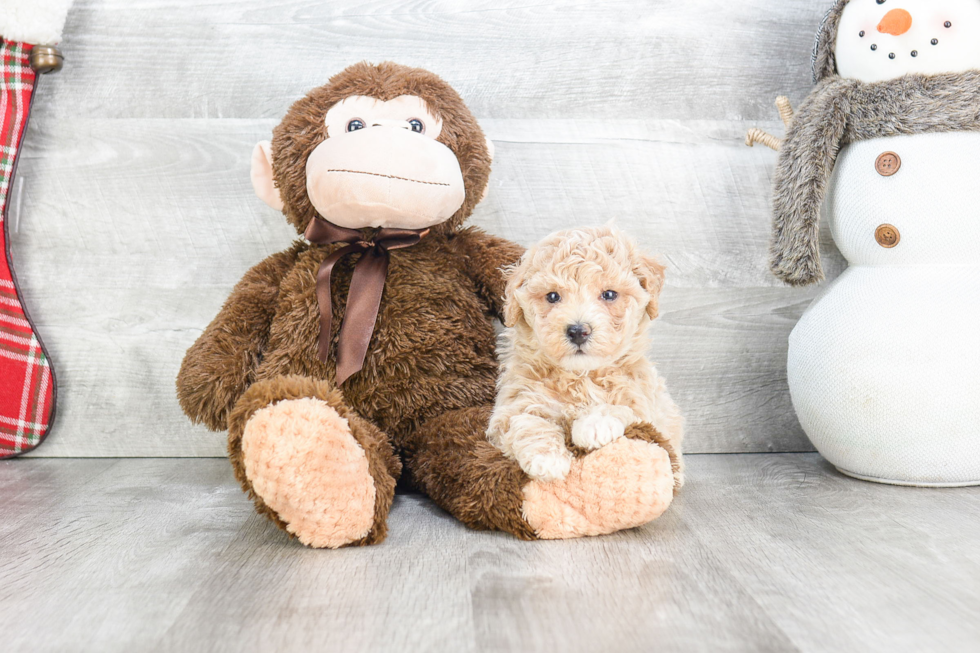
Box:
(304, 217), (429, 384)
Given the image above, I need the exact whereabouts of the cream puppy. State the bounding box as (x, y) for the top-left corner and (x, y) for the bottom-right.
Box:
(487, 224), (684, 482)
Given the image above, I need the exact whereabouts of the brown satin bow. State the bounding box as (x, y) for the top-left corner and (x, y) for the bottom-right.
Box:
(304, 217), (429, 384)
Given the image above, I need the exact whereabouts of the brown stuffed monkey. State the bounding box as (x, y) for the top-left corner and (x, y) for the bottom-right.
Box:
(176, 62), (678, 548)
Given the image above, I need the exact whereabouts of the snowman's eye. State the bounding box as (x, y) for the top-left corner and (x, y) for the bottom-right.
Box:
(889, 52), (896, 59)
(911, 50), (918, 57)
(871, 44), (878, 51)
(859, 30), (866, 37)
(877, 0), (886, 4)
(932, 38), (939, 45)
(945, 21), (952, 28)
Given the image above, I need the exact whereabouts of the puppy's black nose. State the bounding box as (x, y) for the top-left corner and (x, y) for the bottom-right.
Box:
(566, 323), (591, 346)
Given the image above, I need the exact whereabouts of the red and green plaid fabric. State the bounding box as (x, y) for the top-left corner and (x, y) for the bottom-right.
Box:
(0, 41), (55, 458)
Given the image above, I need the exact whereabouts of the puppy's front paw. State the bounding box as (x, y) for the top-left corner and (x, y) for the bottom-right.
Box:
(572, 413), (626, 451)
(522, 451), (573, 482)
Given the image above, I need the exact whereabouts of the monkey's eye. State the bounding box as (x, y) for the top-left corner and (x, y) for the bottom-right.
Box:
(545, 292), (561, 304)
(601, 290), (618, 302)
(408, 118), (425, 134)
(346, 119), (365, 132)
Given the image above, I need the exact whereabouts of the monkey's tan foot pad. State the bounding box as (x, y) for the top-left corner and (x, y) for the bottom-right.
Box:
(241, 398), (376, 549)
(521, 438), (674, 539)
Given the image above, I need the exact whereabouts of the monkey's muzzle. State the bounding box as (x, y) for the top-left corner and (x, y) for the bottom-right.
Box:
(306, 126), (466, 230)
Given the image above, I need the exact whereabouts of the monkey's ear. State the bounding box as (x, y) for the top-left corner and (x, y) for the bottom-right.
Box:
(251, 141), (285, 212)
(478, 137), (495, 203)
(502, 254), (531, 328)
(634, 254), (666, 320)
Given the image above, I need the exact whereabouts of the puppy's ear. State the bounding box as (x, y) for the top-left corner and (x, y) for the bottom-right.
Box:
(502, 254), (532, 328)
(634, 254), (666, 320)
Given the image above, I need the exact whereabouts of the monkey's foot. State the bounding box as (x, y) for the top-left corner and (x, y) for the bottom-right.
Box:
(521, 437), (674, 539)
(241, 398), (377, 548)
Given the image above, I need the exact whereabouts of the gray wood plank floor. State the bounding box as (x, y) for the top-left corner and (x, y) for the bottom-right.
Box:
(11, 0), (845, 457)
(3, 454), (978, 653)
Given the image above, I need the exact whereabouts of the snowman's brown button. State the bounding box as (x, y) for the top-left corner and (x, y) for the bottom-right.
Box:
(875, 152), (901, 176)
(875, 224), (900, 248)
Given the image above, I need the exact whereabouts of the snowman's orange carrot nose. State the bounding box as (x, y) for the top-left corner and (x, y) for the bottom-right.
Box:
(878, 8), (913, 36)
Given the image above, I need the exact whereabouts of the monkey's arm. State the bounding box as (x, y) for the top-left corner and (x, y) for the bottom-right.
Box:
(176, 243), (304, 431)
(453, 227), (525, 321)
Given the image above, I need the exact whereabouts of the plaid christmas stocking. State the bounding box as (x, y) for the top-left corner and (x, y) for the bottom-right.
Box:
(0, 20), (68, 456)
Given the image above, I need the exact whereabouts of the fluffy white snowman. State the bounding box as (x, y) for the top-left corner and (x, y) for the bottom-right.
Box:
(834, 0), (980, 81)
(771, 0), (980, 485)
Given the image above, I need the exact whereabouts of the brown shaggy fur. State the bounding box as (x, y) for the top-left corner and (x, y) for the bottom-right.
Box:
(270, 62), (492, 237)
(177, 62), (534, 545)
(402, 406), (537, 540)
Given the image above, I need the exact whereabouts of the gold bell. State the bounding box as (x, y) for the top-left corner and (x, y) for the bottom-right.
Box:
(29, 45), (64, 74)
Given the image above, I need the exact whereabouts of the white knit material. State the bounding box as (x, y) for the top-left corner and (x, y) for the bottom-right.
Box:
(789, 132), (980, 485)
(827, 132), (980, 266)
(0, 0), (73, 45)
(835, 0), (980, 83)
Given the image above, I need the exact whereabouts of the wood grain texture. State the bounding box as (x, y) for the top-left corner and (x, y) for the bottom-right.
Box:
(49, 0), (827, 121)
(3, 455), (978, 652)
(9, 1), (851, 456)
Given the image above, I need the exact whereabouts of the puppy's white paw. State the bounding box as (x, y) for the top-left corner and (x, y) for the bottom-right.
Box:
(572, 413), (626, 450)
(522, 451), (573, 482)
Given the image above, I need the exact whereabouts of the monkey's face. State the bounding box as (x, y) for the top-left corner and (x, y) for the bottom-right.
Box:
(835, 0), (980, 82)
(251, 62), (494, 236)
(304, 95), (465, 231)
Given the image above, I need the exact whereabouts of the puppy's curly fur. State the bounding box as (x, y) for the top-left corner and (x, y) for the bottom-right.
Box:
(487, 224), (684, 485)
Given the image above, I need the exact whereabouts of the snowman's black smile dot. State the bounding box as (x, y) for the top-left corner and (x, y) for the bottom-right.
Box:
(945, 21), (952, 28)
(911, 50), (918, 57)
(889, 52), (896, 59)
(859, 30), (866, 37)
(932, 38), (939, 45)
(871, 44), (878, 51)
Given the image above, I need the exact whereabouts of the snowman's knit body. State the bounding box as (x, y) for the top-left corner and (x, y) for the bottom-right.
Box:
(771, 0), (980, 485)
(827, 133), (980, 268)
(789, 132), (980, 484)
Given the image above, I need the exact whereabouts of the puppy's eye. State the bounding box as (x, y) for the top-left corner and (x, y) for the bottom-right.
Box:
(545, 292), (561, 304)
(601, 290), (618, 301)
(408, 118), (425, 134)
(347, 119), (365, 132)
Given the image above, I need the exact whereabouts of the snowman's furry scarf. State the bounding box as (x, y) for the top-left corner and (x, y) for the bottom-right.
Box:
(769, 70), (980, 286)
